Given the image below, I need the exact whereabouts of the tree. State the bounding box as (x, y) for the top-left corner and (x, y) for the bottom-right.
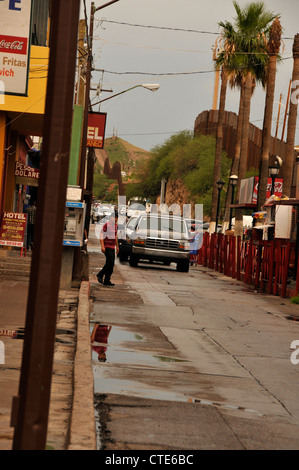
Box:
(257, 17), (282, 209)
(210, 68), (228, 231)
(215, 1), (277, 235)
(283, 34), (299, 197)
(125, 132), (231, 217)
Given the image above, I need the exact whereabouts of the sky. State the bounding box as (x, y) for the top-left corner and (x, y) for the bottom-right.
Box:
(80, 0), (299, 152)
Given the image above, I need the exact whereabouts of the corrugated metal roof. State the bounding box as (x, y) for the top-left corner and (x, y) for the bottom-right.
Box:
(31, 0), (50, 47)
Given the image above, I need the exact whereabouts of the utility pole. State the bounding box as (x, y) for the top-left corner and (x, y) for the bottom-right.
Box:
(12, 0), (81, 450)
(79, 1), (120, 237)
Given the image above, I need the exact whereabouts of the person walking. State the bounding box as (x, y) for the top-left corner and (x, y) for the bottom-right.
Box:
(25, 199), (37, 250)
(97, 211), (119, 286)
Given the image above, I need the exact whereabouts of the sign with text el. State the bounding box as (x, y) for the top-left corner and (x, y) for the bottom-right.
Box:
(0, 0), (33, 96)
(87, 112), (107, 149)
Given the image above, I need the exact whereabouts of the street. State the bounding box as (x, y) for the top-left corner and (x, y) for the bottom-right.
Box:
(88, 224), (299, 450)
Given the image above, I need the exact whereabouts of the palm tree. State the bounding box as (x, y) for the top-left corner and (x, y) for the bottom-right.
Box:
(257, 17), (282, 209)
(283, 34), (299, 197)
(210, 67), (228, 232)
(214, 1), (277, 236)
(223, 78), (245, 228)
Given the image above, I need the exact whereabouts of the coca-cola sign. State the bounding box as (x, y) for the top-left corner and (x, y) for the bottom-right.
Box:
(0, 36), (27, 55)
(252, 177), (283, 203)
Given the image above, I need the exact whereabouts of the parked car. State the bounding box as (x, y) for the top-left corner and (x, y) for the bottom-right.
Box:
(184, 219), (203, 234)
(91, 204), (114, 223)
(124, 214), (190, 272)
(201, 222), (222, 233)
(127, 203), (146, 218)
(118, 204), (128, 216)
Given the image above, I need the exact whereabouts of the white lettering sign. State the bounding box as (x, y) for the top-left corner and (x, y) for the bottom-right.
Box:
(0, 0), (32, 96)
(0, 340), (4, 364)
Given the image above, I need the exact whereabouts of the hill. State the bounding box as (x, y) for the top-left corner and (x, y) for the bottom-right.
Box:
(95, 137), (152, 176)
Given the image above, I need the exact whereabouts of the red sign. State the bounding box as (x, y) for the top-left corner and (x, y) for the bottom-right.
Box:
(87, 112), (107, 149)
(0, 212), (27, 248)
(252, 177), (283, 203)
(0, 35), (27, 55)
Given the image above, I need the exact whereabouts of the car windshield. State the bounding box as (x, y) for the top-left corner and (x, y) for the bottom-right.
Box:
(129, 204), (145, 210)
(127, 217), (138, 229)
(137, 216), (187, 235)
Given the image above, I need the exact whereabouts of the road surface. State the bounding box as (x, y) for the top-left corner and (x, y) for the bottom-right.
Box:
(88, 224), (299, 450)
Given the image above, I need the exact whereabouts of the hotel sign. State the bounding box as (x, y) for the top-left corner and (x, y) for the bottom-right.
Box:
(0, 0), (33, 96)
(0, 212), (27, 247)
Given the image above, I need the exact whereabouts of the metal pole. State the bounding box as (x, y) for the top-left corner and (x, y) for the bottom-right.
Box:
(12, 0), (81, 450)
(215, 188), (221, 233)
(228, 185), (235, 231)
(80, 1), (120, 231)
(92, 85), (141, 107)
(271, 175), (275, 195)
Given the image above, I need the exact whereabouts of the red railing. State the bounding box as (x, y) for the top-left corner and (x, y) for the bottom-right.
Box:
(197, 233), (298, 298)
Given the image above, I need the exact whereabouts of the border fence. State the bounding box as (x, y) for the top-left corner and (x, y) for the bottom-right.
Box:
(197, 232), (299, 298)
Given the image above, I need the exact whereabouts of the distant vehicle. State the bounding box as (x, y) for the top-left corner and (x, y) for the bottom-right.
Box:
(118, 204), (127, 216)
(184, 219), (203, 234)
(123, 214), (190, 272)
(201, 222), (222, 233)
(91, 204), (114, 223)
(127, 203), (146, 218)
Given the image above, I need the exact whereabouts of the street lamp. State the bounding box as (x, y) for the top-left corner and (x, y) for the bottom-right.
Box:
(228, 174), (238, 230)
(215, 179), (225, 233)
(91, 83), (160, 107)
(268, 160), (280, 195)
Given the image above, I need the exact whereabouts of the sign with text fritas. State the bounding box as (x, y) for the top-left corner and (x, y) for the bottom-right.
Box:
(0, 0), (33, 96)
(87, 112), (107, 149)
(0, 212), (27, 247)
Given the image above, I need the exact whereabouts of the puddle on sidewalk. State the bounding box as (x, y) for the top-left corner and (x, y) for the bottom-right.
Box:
(91, 324), (263, 421)
(90, 323), (186, 366)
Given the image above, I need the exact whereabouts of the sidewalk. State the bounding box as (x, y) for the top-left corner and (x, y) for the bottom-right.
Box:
(0, 249), (96, 450)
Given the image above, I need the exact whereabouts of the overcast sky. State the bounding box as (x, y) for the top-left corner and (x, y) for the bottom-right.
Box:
(80, 0), (299, 152)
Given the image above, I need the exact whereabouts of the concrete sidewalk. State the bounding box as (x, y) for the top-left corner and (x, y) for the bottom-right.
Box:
(0, 249), (96, 450)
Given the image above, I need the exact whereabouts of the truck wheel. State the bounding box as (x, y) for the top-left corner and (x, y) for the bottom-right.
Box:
(119, 252), (128, 262)
(129, 254), (138, 267)
(177, 260), (189, 273)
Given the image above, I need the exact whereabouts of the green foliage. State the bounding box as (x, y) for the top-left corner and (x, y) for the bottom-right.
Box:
(246, 167), (259, 178)
(128, 131), (231, 216)
(216, 1), (279, 88)
(291, 296), (299, 305)
(105, 138), (130, 166)
(92, 169), (118, 203)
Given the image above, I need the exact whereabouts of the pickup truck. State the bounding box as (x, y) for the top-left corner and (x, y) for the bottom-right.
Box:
(126, 214), (190, 272)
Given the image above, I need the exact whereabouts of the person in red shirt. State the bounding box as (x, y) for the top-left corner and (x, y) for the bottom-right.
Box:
(91, 323), (112, 362)
(97, 211), (119, 286)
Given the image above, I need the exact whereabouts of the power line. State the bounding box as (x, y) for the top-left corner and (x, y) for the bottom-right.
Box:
(99, 19), (219, 35)
(99, 19), (295, 40)
(95, 56), (293, 77)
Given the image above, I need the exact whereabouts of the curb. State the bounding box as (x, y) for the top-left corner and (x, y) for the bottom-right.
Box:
(68, 281), (96, 450)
